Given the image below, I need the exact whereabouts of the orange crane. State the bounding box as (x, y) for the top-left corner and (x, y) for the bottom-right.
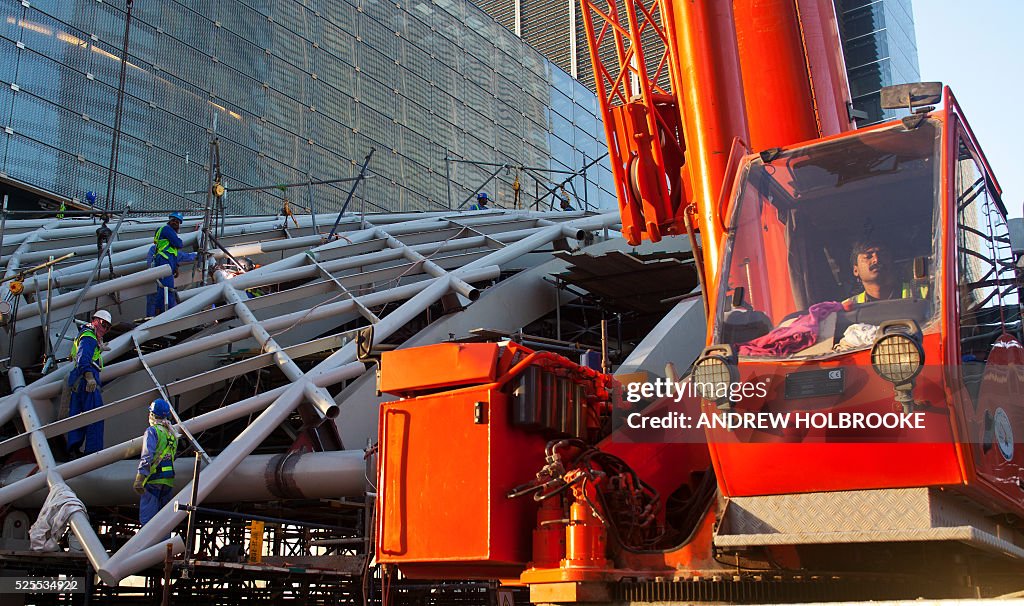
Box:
(374, 1), (1024, 602)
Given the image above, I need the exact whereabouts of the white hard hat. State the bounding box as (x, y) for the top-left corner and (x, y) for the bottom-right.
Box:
(93, 310), (112, 324)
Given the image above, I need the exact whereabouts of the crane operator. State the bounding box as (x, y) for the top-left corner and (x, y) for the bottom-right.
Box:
(842, 239), (927, 307)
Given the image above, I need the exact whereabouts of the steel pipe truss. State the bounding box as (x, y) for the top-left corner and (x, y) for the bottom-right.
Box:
(0, 208), (619, 584)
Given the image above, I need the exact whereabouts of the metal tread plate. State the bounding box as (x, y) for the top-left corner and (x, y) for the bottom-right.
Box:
(715, 488), (1024, 559)
(715, 525), (1024, 559)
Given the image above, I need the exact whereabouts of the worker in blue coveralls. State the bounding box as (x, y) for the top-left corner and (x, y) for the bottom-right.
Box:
(145, 241), (196, 318)
(148, 212), (185, 316)
(133, 398), (179, 526)
(66, 309), (111, 457)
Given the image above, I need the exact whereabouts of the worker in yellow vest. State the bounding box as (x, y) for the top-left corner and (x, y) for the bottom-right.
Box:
(133, 398), (179, 525)
(66, 309), (111, 457)
(148, 212), (185, 316)
(469, 192), (490, 210)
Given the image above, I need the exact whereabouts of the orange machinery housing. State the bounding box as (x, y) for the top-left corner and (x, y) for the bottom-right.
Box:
(702, 89), (1024, 514)
(376, 342), (716, 583)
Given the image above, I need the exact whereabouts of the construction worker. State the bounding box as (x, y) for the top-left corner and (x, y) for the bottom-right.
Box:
(469, 192), (490, 210)
(145, 245), (197, 316)
(133, 398), (179, 526)
(66, 310), (111, 457)
(149, 212), (185, 316)
(842, 239), (927, 307)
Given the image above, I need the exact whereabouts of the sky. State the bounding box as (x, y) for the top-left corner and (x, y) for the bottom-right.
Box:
(911, 0), (1024, 217)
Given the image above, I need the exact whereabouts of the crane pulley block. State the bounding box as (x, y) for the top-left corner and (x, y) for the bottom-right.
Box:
(607, 97), (689, 245)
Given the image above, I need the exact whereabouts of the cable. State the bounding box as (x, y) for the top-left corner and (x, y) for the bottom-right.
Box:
(102, 0), (134, 214)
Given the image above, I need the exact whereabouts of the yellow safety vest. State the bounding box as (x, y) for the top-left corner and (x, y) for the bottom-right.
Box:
(145, 424), (178, 487)
(844, 282), (928, 306)
(71, 327), (103, 370)
(154, 225), (178, 261)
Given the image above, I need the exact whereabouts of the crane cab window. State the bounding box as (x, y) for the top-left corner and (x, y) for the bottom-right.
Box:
(956, 138), (1021, 366)
(715, 120), (941, 359)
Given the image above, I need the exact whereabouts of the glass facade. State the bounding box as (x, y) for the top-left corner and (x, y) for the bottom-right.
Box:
(475, 0), (920, 128)
(0, 0), (615, 214)
(471, 0), (658, 95)
(835, 0), (920, 124)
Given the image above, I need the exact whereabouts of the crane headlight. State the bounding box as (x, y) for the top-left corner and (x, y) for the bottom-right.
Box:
(870, 320), (924, 384)
(692, 346), (739, 408)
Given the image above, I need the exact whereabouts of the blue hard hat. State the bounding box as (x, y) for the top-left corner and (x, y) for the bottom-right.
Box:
(477, 192), (488, 200)
(149, 398), (172, 419)
(86, 191), (97, 204)
(169, 212), (184, 222)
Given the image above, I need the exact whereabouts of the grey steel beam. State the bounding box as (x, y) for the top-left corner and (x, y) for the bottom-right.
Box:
(2, 221), (59, 297)
(305, 255), (380, 324)
(18, 260), (152, 295)
(217, 271), (339, 419)
(535, 217), (589, 241)
(12, 237), (152, 266)
(14, 265), (171, 322)
(459, 212), (617, 273)
(9, 366), (109, 572)
(375, 228), (480, 301)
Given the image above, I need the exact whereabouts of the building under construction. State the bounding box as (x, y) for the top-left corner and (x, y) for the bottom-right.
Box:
(0, 207), (699, 604)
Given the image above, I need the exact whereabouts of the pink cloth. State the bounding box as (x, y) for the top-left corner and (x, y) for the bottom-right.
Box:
(738, 301), (844, 357)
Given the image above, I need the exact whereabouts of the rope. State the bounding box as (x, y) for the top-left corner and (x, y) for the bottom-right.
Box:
(512, 171), (521, 209)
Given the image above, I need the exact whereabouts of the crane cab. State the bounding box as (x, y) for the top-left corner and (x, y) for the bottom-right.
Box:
(698, 87), (1024, 527)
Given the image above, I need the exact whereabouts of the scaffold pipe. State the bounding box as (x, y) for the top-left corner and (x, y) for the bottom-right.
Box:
(2, 450), (366, 507)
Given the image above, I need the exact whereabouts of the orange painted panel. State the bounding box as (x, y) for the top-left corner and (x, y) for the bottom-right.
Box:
(713, 442), (963, 497)
(376, 386), (547, 578)
(379, 343), (499, 396)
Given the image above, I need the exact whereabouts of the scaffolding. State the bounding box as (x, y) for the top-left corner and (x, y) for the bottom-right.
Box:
(0, 207), (620, 601)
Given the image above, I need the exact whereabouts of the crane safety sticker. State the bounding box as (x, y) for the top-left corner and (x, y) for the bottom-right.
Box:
(994, 407), (1014, 461)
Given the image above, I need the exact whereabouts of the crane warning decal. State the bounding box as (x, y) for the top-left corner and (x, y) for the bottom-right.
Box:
(496, 588), (515, 606)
